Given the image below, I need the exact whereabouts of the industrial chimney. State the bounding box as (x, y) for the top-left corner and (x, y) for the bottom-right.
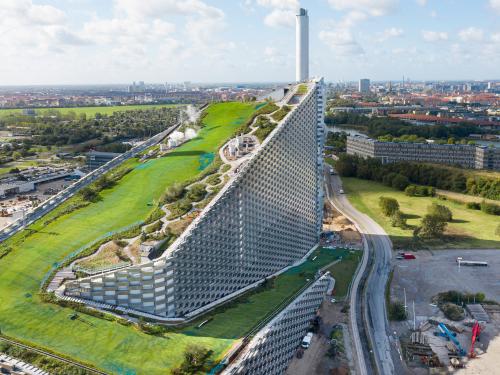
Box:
(296, 8), (309, 82)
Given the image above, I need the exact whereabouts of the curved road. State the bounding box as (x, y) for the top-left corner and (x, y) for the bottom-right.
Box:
(324, 169), (406, 375)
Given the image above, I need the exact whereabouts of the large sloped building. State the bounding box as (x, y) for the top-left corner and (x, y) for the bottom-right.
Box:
(64, 79), (326, 319)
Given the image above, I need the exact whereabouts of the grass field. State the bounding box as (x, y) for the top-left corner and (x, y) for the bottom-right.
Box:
(0, 104), (180, 118)
(181, 247), (349, 340)
(0, 102), (260, 374)
(343, 177), (500, 249)
(326, 251), (361, 298)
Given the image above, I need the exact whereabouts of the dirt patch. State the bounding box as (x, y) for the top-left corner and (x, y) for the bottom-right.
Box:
(323, 200), (362, 248)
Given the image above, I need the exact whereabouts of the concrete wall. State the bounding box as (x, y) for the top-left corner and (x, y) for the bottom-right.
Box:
(223, 274), (334, 375)
(64, 79), (325, 319)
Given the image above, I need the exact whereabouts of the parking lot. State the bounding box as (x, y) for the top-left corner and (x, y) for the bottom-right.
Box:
(392, 249), (500, 316)
(390, 249), (500, 373)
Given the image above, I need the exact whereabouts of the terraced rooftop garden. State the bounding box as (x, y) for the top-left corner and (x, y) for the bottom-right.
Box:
(0, 102), (262, 374)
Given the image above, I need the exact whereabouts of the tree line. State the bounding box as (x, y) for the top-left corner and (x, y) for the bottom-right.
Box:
(0, 107), (180, 146)
(325, 112), (490, 140)
(335, 154), (500, 201)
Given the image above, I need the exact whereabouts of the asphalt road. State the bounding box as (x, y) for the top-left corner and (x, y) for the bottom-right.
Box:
(324, 169), (406, 375)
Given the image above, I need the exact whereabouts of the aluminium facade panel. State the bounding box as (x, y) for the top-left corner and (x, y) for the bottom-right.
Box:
(65, 80), (325, 318)
(223, 274), (333, 375)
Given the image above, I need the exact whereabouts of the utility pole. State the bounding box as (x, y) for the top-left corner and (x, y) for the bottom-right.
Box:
(413, 300), (416, 331)
(404, 287), (407, 316)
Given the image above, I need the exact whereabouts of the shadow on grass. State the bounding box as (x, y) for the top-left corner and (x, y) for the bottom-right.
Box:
(403, 213), (421, 220)
(390, 233), (500, 250)
(451, 219), (469, 224)
(166, 150), (207, 157)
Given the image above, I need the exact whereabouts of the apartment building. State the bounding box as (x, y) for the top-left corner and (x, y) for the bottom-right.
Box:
(347, 136), (499, 170)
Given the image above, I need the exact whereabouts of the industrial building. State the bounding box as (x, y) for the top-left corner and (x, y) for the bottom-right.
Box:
(346, 135), (500, 170)
(86, 151), (121, 170)
(64, 78), (326, 319)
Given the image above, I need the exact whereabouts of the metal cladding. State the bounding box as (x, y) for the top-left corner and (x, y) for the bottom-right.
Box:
(64, 80), (326, 319)
(223, 274), (334, 375)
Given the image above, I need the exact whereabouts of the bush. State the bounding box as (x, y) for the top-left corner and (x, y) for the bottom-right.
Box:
(428, 203), (453, 222)
(379, 197), (399, 217)
(391, 174), (410, 191)
(271, 105), (291, 122)
(390, 210), (407, 228)
(441, 302), (465, 321)
(388, 301), (407, 321)
(162, 182), (185, 203)
(419, 214), (447, 238)
(171, 345), (213, 375)
(480, 201), (500, 216)
(466, 201), (481, 210)
(78, 187), (99, 202)
(186, 184), (206, 202)
(205, 173), (221, 186)
(404, 185), (416, 196)
(144, 220), (162, 234)
(167, 199), (192, 219)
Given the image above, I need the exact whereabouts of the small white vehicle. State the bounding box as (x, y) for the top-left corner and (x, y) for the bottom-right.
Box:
(339, 189), (344, 194)
(301, 332), (313, 349)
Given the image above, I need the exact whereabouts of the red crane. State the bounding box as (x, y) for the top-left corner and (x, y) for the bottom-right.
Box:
(469, 321), (481, 358)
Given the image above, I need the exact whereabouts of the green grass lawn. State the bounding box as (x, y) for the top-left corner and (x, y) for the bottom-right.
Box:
(0, 102), (259, 374)
(326, 251), (361, 298)
(0, 104), (180, 118)
(342, 177), (500, 249)
(181, 247), (349, 340)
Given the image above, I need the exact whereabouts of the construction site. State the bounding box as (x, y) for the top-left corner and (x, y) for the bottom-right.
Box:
(390, 249), (500, 374)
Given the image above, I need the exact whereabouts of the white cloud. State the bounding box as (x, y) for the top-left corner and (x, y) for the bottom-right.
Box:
(458, 27), (484, 42)
(416, 0), (427, 6)
(254, 0), (298, 28)
(113, 0), (224, 20)
(319, 29), (365, 56)
(328, 0), (398, 17)
(421, 30), (448, 42)
(490, 0), (500, 13)
(492, 33), (500, 43)
(377, 27), (404, 41)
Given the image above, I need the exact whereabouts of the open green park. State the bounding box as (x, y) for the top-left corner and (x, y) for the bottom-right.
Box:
(0, 102), (264, 373)
(342, 177), (500, 249)
(0, 104), (180, 119)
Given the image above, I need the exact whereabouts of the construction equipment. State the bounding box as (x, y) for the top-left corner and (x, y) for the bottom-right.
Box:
(435, 323), (466, 356)
(469, 321), (481, 358)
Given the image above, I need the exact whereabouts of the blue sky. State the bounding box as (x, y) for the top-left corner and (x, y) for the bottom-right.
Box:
(0, 0), (499, 85)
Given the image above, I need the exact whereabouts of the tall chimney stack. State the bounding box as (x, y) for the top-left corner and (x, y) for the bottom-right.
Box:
(296, 8), (309, 82)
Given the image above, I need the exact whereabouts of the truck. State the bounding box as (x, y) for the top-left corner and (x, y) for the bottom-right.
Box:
(456, 257), (488, 267)
(397, 252), (416, 260)
(301, 332), (313, 349)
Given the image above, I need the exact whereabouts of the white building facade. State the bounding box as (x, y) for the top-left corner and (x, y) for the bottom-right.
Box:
(64, 80), (326, 319)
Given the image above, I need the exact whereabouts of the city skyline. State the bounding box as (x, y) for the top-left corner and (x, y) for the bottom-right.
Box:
(0, 0), (499, 85)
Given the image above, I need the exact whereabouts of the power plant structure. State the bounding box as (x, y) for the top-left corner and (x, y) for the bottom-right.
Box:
(296, 8), (309, 82)
(63, 78), (326, 320)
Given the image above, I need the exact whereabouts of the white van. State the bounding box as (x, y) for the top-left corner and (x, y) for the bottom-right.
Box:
(301, 332), (313, 349)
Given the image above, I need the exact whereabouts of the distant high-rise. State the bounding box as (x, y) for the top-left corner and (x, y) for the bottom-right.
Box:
(359, 78), (370, 93)
(296, 8), (309, 82)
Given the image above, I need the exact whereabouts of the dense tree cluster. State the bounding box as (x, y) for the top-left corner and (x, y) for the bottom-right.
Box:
(325, 131), (347, 152)
(325, 112), (488, 140)
(0, 107), (180, 147)
(335, 154), (500, 200)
